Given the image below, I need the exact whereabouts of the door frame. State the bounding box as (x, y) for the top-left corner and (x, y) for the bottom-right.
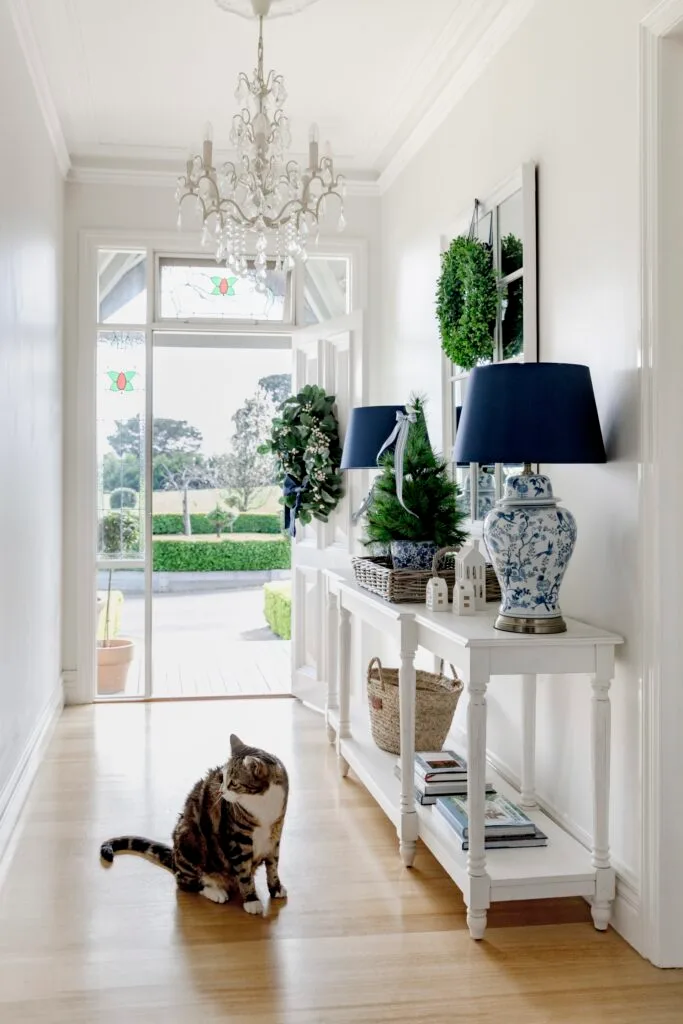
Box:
(639, 0), (683, 968)
(67, 229), (367, 706)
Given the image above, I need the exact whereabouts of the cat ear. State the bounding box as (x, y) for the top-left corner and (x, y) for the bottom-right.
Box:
(230, 733), (246, 755)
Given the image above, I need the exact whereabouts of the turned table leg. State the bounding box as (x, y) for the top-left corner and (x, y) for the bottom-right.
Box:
(591, 661), (615, 930)
(336, 604), (351, 778)
(398, 621), (418, 867)
(465, 664), (491, 939)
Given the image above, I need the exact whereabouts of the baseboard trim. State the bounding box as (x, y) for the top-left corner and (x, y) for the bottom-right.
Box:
(449, 724), (643, 953)
(0, 681), (64, 885)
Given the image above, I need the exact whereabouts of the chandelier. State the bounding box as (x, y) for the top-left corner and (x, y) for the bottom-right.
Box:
(175, 0), (345, 289)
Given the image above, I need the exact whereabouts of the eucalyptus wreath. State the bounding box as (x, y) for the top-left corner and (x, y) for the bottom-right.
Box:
(436, 235), (499, 370)
(260, 384), (343, 533)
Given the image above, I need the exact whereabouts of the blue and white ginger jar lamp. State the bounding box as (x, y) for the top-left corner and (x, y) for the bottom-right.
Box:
(454, 363), (607, 634)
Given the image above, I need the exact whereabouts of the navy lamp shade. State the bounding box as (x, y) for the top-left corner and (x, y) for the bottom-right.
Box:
(454, 363), (606, 636)
(341, 405), (406, 470)
(454, 363), (606, 466)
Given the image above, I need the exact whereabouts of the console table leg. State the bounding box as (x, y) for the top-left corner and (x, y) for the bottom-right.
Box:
(591, 667), (615, 930)
(336, 605), (351, 778)
(325, 589), (339, 746)
(520, 674), (538, 807)
(466, 664), (491, 939)
(398, 622), (418, 867)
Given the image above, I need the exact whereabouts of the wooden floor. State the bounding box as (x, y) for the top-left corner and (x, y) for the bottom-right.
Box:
(0, 700), (681, 1023)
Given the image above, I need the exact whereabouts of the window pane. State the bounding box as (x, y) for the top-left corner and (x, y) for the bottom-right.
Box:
(97, 331), (146, 560)
(303, 256), (349, 324)
(98, 250), (147, 324)
(499, 191), (523, 274)
(158, 258), (288, 320)
(502, 276), (524, 360)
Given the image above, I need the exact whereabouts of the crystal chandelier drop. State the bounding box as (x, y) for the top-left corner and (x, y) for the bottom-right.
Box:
(175, 0), (345, 289)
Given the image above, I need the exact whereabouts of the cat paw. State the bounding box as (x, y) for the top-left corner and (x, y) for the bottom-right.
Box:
(269, 884), (288, 899)
(201, 885), (229, 904)
(243, 898), (264, 915)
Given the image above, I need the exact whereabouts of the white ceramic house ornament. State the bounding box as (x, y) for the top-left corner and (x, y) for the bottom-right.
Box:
(455, 539), (487, 610)
(425, 576), (449, 612)
(452, 580), (476, 616)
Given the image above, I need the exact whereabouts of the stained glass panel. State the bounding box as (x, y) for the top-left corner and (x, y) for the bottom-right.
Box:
(158, 258), (289, 321)
(96, 331), (146, 560)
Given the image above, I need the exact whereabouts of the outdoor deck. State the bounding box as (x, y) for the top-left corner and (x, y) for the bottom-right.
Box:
(112, 587), (291, 698)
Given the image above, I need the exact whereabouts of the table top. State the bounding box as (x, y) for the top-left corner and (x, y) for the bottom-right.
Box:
(327, 570), (623, 649)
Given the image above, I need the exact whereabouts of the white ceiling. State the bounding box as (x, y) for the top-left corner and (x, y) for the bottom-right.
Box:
(18, 0), (530, 186)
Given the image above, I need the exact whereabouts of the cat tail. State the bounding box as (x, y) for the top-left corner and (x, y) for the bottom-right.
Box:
(100, 836), (174, 871)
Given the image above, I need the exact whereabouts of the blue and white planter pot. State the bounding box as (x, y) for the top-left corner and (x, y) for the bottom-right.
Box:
(483, 472), (577, 633)
(390, 539), (438, 571)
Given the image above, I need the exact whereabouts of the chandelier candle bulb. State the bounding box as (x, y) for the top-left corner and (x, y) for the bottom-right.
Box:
(309, 123), (319, 169)
(202, 122), (214, 168)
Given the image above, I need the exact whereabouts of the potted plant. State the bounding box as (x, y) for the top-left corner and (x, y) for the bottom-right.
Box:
(364, 396), (468, 569)
(97, 569), (135, 696)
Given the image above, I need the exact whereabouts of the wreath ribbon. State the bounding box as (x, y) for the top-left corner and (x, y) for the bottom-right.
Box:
(376, 405), (418, 518)
(283, 474), (310, 537)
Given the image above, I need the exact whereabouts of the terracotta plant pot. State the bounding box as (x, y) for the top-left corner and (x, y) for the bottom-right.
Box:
(97, 638), (135, 695)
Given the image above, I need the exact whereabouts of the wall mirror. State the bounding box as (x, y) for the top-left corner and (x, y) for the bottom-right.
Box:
(441, 162), (538, 528)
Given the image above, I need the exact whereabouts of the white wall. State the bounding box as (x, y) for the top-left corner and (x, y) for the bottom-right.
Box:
(0, 1), (63, 828)
(61, 180), (381, 697)
(378, 0), (652, 946)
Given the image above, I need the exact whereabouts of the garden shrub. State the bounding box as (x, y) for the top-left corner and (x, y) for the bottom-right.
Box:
(100, 511), (140, 556)
(109, 487), (138, 510)
(151, 513), (281, 535)
(152, 539), (291, 572)
(263, 581), (291, 640)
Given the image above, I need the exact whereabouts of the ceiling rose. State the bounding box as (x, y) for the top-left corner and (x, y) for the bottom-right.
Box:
(214, 0), (322, 19)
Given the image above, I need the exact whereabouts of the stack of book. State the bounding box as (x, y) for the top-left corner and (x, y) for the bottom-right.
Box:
(436, 791), (548, 850)
(394, 749), (494, 805)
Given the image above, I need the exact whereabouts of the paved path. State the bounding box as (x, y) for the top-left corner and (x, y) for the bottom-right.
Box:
(113, 587), (290, 698)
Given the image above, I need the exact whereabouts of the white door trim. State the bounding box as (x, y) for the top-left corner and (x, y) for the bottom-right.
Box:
(639, 0), (683, 968)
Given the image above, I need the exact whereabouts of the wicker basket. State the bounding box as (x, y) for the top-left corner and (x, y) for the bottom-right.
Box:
(366, 656), (463, 755)
(352, 547), (457, 604)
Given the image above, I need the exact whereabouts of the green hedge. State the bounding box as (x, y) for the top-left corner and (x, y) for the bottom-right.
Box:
(152, 539), (291, 573)
(151, 513), (281, 535)
(263, 582), (291, 640)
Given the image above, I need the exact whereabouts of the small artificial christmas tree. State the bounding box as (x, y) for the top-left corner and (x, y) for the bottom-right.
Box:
(364, 396), (468, 556)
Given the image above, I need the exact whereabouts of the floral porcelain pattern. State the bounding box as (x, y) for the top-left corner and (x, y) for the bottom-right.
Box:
(390, 539), (438, 571)
(484, 474), (577, 620)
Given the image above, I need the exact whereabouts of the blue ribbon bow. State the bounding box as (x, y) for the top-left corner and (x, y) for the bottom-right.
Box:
(283, 474), (310, 537)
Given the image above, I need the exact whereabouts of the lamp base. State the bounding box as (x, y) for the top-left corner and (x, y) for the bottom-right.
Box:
(494, 613), (567, 635)
(484, 470), (577, 635)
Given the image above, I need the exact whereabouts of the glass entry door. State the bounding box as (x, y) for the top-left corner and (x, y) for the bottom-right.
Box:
(150, 337), (292, 698)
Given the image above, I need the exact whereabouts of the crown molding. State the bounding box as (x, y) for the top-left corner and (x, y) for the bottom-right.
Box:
(67, 162), (380, 196)
(8, 0), (70, 178)
(377, 0), (537, 194)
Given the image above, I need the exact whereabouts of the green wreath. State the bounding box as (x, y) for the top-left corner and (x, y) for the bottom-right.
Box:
(436, 235), (499, 370)
(260, 384), (343, 533)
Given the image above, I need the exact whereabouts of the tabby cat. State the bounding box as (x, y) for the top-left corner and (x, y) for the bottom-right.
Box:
(100, 733), (288, 914)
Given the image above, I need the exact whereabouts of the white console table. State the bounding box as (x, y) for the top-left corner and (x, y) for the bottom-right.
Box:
(323, 571), (623, 940)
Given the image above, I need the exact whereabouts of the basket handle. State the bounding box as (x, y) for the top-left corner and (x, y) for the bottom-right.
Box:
(431, 546), (460, 577)
(367, 656), (386, 691)
(437, 659), (463, 689)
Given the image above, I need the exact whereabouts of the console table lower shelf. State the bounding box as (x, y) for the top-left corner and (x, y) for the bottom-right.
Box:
(328, 704), (598, 918)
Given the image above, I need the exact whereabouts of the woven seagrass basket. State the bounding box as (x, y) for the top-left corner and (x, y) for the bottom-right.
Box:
(352, 547), (457, 604)
(366, 656), (463, 755)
